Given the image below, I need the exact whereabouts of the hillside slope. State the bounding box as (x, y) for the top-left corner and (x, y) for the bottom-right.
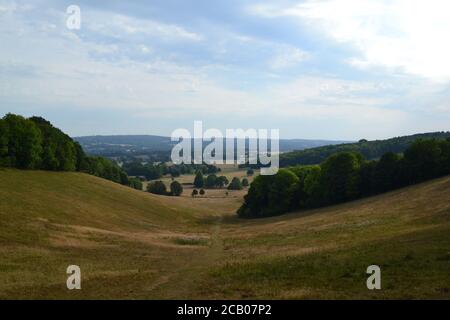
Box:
(280, 131), (450, 166)
(0, 169), (449, 299)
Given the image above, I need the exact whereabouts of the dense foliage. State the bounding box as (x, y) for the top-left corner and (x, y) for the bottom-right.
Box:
(146, 180), (167, 195)
(122, 162), (220, 180)
(228, 177), (243, 190)
(238, 138), (450, 218)
(204, 174), (229, 189)
(279, 132), (450, 167)
(0, 114), (133, 188)
(193, 171), (204, 188)
(170, 181), (183, 196)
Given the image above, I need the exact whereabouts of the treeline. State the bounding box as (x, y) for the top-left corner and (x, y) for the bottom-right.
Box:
(0, 114), (140, 190)
(192, 171), (248, 190)
(122, 161), (220, 180)
(238, 138), (450, 218)
(279, 132), (450, 167)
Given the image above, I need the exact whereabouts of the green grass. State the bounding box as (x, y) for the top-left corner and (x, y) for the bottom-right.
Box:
(0, 168), (449, 299)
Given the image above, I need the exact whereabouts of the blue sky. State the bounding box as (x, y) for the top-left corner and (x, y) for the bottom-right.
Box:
(1, 0), (449, 139)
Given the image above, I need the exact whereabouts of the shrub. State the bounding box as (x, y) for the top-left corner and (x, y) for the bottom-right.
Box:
(147, 180), (167, 195)
(228, 177), (243, 190)
(170, 181), (183, 196)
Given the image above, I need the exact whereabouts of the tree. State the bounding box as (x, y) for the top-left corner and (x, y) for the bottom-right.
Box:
(373, 152), (401, 193)
(3, 114), (42, 169)
(216, 176), (229, 188)
(238, 169), (299, 218)
(402, 139), (442, 184)
(242, 178), (249, 187)
(359, 160), (376, 196)
(228, 177), (243, 190)
(129, 178), (143, 190)
(192, 189), (198, 197)
(30, 116), (77, 171)
(205, 174), (217, 188)
(147, 180), (167, 195)
(319, 152), (363, 204)
(193, 171), (204, 188)
(199, 189), (205, 196)
(0, 119), (9, 166)
(170, 181), (183, 196)
(246, 168), (254, 176)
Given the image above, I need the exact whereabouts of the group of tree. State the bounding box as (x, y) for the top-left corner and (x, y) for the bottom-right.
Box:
(204, 174), (229, 188)
(228, 177), (243, 190)
(191, 188), (205, 197)
(0, 114), (142, 190)
(238, 138), (450, 218)
(193, 171), (248, 190)
(146, 180), (183, 196)
(122, 161), (220, 180)
(279, 132), (450, 167)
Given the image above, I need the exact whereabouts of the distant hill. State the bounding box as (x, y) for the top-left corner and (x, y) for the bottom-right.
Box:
(74, 134), (350, 157)
(280, 131), (450, 167)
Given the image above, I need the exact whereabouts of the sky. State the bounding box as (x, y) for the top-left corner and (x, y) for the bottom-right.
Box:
(1, 0), (450, 140)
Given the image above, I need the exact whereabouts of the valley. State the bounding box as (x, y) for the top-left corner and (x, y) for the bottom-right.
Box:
(1, 169), (449, 299)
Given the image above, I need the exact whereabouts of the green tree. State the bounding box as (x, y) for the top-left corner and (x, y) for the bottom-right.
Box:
(246, 168), (254, 176)
(129, 178), (143, 190)
(199, 189), (205, 196)
(320, 152), (363, 204)
(242, 178), (249, 187)
(30, 116), (77, 171)
(193, 171), (204, 188)
(373, 152), (401, 193)
(402, 139), (442, 183)
(238, 169), (299, 218)
(170, 181), (183, 196)
(147, 180), (167, 195)
(192, 189), (198, 197)
(205, 174), (217, 188)
(228, 177), (243, 190)
(3, 114), (42, 169)
(216, 176), (229, 188)
(0, 119), (9, 166)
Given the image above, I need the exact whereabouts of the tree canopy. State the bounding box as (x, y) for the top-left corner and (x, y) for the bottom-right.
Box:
(239, 138), (450, 218)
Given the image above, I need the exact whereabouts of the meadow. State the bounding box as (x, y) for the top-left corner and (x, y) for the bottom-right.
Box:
(0, 168), (449, 299)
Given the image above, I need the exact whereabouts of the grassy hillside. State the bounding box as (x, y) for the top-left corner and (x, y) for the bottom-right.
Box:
(0, 169), (449, 299)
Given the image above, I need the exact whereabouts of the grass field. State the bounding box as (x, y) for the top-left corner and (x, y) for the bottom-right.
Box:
(0, 168), (449, 299)
(143, 164), (254, 198)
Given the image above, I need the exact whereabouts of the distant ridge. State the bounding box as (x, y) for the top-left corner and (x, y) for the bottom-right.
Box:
(280, 131), (450, 167)
(74, 134), (351, 155)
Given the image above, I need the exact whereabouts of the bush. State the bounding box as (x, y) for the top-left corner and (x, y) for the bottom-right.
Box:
(129, 178), (143, 190)
(192, 189), (198, 197)
(170, 181), (183, 196)
(193, 171), (204, 188)
(147, 180), (167, 195)
(242, 178), (249, 187)
(205, 174), (217, 188)
(199, 189), (205, 196)
(228, 177), (243, 190)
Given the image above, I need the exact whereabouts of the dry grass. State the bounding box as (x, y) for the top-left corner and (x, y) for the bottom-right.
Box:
(0, 168), (449, 299)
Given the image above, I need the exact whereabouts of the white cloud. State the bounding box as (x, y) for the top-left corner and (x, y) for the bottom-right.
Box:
(270, 45), (308, 69)
(249, 0), (450, 81)
(85, 11), (203, 42)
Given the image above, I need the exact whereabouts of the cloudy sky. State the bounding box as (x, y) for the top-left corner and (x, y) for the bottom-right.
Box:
(1, 0), (449, 139)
